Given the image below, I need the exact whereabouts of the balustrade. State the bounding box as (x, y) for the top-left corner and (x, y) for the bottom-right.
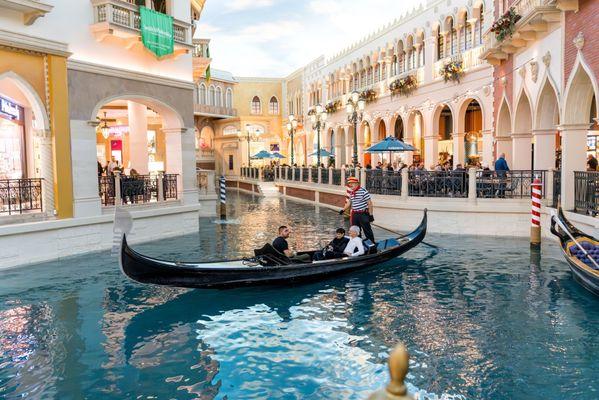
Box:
(98, 173), (178, 206)
(0, 178), (43, 216)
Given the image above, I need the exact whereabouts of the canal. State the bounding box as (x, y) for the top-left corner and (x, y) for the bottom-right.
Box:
(1, 193), (598, 399)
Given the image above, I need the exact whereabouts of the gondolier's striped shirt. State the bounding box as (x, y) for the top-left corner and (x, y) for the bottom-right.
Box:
(349, 187), (371, 212)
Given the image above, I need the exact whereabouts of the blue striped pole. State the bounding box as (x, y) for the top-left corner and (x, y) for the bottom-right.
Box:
(219, 176), (226, 219)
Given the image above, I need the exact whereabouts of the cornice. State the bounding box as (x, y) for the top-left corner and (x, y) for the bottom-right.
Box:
(67, 59), (195, 90)
(0, 28), (70, 57)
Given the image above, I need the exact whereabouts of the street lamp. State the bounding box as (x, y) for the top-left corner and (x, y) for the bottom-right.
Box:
(310, 104), (328, 167)
(286, 114), (299, 166)
(244, 123), (262, 167)
(346, 90), (366, 167)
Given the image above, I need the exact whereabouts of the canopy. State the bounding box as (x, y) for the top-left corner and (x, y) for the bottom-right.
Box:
(271, 152), (286, 159)
(251, 150), (273, 159)
(309, 148), (334, 157)
(365, 136), (415, 152)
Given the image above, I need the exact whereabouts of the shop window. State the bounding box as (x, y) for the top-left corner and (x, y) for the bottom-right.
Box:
(0, 97), (25, 179)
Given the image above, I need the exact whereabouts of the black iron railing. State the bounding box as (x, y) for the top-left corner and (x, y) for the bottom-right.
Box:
(409, 171), (468, 198)
(475, 170), (546, 199)
(331, 169), (342, 185)
(98, 174), (178, 206)
(120, 175), (157, 204)
(574, 171), (599, 216)
(99, 176), (116, 206)
(552, 170), (561, 208)
(0, 178), (43, 215)
(301, 168), (309, 182)
(366, 170), (402, 195)
(310, 167), (319, 182)
(163, 174), (178, 200)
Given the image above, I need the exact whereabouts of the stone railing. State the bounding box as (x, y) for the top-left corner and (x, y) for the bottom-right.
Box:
(91, 0), (192, 46)
(98, 172), (178, 206)
(196, 169), (216, 194)
(194, 104), (238, 117)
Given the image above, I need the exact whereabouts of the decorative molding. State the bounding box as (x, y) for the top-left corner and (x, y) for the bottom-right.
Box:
(573, 32), (584, 51)
(518, 66), (526, 79)
(542, 51), (551, 67)
(0, 28), (70, 57)
(529, 61), (538, 83)
(67, 60), (195, 90)
(0, 0), (53, 26)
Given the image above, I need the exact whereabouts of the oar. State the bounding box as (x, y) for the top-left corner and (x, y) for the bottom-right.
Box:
(372, 222), (439, 249)
(552, 212), (599, 269)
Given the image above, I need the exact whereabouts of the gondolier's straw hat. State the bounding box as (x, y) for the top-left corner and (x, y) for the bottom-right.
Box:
(346, 177), (359, 184)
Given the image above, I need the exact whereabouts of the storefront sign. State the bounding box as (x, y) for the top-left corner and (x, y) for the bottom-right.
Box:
(140, 6), (174, 58)
(108, 125), (128, 137)
(0, 97), (21, 121)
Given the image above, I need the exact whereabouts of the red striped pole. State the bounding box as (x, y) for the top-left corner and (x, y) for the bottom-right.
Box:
(531, 177), (542, 246)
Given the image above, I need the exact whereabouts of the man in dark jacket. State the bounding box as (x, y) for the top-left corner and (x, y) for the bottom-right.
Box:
(494, 153), (510, 197)
(315, 228), (350, 260)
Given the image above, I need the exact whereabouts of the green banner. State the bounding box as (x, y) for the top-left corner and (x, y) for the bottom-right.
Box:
(139, 6), (174, 58)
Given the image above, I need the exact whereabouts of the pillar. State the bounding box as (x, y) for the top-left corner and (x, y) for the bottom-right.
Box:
(481, 130), (494, 168)
(164, 127), (198, 205)
(452, 132), (466, 168)
(532, 129), (556, 170)
(511, 133), (532, 170)
(559, 124), (589, 210)
(424, 134), (438, 169)
(70, 120), (102, 217)
(36, 130), (55, 215)
(495, 136), (512, 169)
(127, 101), (149, 174)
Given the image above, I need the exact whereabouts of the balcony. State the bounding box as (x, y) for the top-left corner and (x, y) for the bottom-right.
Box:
(194, 104), (237, 118)
(480, 0), (568, 65)
(90, 0), (193, 58)
(192, 38), (212, 80)
(433, 45), (486, 80)
(0, 0), (53, 25)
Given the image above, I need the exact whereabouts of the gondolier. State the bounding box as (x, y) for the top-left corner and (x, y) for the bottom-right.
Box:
(339, 176), (375, 243)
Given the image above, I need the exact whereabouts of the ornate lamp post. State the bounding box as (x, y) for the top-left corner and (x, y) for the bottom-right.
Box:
(243, 123), (262, 167)
(310, 104), (328, 167)
(346, 91), (366, 167)
(286, 115), (298, 165)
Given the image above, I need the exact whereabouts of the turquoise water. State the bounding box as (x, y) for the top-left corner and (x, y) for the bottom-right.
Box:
(1, 193), (598, 399)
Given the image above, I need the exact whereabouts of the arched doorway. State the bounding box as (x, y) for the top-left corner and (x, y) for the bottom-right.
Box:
(435, 105), (453, 166)
(534, 79), (560, 170)
(362, 122), (371, 167)
(394, 117), (404, 140)
(513, 91), (533, 170)
(407, 111), (424, 165)
(496, 100), (512, 166)
(463, 99), (482, 166)
(0, 72), (52, 215)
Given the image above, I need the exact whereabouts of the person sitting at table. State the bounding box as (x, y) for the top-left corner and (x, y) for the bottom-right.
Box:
(343, 226), (366, 257)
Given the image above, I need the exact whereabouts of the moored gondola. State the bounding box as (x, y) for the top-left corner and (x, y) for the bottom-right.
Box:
(551, 207), (599, 296)
(119, 210), (427, 289)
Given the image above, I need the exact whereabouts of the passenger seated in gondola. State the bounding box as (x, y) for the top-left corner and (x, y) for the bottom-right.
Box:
(273, 225), (312, 262)
(314, 228), (350, 261)
(343, 226), (366, 257)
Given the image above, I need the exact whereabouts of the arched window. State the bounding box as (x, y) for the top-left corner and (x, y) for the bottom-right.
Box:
(374, 64), (380, 83)
(409, 48), (416, 70)
(399, 51), (405, 73)
(360, 70), (366, 88)
(478, 4), (484, 45)
(209, 85), (216, 106)
(450, 18), (457, 55)
(251, 96), (261, 114)
(367, 67), (373, 85)
(216, 87), (222, 107)
(420, 41), (425, 66)
(391, 56), (397, 76)
(269, 96), (279, 114)
(199, 84), (206, 104)
(381, 62), (387, 81)
(226, 88), (233, 108)
(437, 28), (445, 60)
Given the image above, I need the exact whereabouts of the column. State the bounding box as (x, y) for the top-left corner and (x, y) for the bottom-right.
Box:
(511, 132), (533, 170)
(35, 130), (55, 215)
(70, 120), (102, 217)
(164, 127), (198, 205)
(127, 101), (149, 174)
(481, 130), (494, 168)
(344, 127), (352, 166)
(495, 136), (512, 168)
(424, 134), (438, 169)
(532, 129), (556, 170)
(559, 124), (589, 210)
(452, 132), (466, 168)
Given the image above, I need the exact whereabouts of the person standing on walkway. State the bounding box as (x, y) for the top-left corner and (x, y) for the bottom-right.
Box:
(494, 153), (510, 198)
(339, 176), (375, 243)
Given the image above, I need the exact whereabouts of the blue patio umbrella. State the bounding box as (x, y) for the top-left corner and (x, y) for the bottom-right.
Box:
(251, 150), (273, 159)
(366, 136), (415, 165)
(308, 148), (334, 158)
(271, 152), (286, 159)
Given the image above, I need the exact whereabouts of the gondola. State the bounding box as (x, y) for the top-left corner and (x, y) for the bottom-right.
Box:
(550, 207), (599, 296)
(119, 210), (427, 289)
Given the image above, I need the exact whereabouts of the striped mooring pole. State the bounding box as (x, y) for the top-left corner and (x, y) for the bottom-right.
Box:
(531, 177), (542, 246)
(219, 176), (226, 220)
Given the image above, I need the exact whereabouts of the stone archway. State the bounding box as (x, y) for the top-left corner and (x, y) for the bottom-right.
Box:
(512, 90), (533, 170)
(533, 79), (560, 170)
(406, 110), (424, 165)
(432, 104), (453, 166)
(393, 116), (404, 140)
(496, 99), (512, 167)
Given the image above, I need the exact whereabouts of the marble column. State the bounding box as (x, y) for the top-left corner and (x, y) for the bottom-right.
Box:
(127, 101), (149, 174)
(532, 129), (556, 170)
(511, 132), (533, 170)
(559, 123), (589, 210)
(452, 132), (466, 168)
(164, 127), (199, 205)
(70, 120), (102, 217)
(36, 129), (55, 215)
(424, 134), (438, 169)
(481, 130), (494, 168)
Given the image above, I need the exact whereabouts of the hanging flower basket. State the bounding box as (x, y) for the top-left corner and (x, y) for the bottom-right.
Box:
(389, 75), (418, 97)
(490, 7), (522, 42)
(359, 89), (377, 103)
(325, 100), (343, 114)
(440, 60), (464, 83)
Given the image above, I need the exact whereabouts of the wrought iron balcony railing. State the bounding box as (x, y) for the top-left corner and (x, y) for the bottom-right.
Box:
(0, 178), (43, 216)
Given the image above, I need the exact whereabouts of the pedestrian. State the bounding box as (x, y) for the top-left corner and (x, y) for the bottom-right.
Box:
(587, 154), (598, 171)
(339, 176), (375, 243)
(494, 153), (510, 198)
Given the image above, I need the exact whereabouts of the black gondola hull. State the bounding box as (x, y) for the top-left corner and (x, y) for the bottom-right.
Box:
(120, 211), (427, 289)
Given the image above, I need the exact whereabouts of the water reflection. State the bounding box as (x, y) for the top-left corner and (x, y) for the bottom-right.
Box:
(1, 192), (598, 399)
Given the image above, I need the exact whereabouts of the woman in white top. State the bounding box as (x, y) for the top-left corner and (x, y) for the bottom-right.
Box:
(343, 226), (365, 257)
